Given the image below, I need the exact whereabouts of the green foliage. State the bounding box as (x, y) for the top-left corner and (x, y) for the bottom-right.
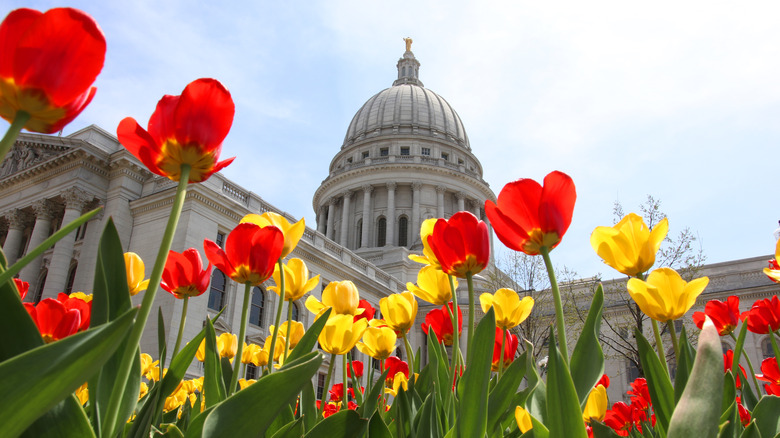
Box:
(545, 338), (587, 438)
(570, 285), (605, 407)
(456, 308), (495, 438)
(636, 328), (675, 433)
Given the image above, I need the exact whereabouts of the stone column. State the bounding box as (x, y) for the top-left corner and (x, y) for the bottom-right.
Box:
(339, 190), (352, 247)
(71, 204), (104, 292)
(436, 185), (446, 218)
(3, 209), (29, 265)
(472, 200), (481, 219)
(386, 182), (396, 246)
(43, 188), (92, 299)
(20, 199), (57, 294)
(317, 206), (326, 234)
(326, 198), (337, 240)
(456, 192), (466, 212)
(360, 185), (373, 248)
(411, 182), (422, 240)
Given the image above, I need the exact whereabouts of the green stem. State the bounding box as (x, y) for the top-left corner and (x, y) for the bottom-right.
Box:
(380, 358), (386, 412)
(402, 332), (415, 376)
(342, 354), (348, 411)
(366, 356), (374, 400)
(101, 164), (190, 437)
(319, 353), (336, 418)
(466, 272), (475, 349)
(448, 275), (461, 377)
(540, 247), (569, 364)
(729, 332), (762, 396)
(498, 328), (506, 379)
(171, 296), (189, 362)
(228, 282), (252, 396)
(651, 319), (670, 377)
(283, 300), (293, 362)
(769, 329), (780, 361)
(267, 258), (286, 373)
(665, 320), (680, 370)
(0, 111), (30, 164)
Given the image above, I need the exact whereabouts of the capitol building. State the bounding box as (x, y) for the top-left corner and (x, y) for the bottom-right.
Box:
(1, 43), (776, 402)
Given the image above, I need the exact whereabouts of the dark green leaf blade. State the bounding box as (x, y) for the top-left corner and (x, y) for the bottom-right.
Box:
(570, 285), (604, 406)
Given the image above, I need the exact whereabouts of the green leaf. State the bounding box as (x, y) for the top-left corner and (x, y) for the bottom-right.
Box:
(545, 336), (587, 438)
(368, 411), (393, 438)
(456, 307), (495, 438)
(636, 329), (675, 432)
(739, 421), (762, 438)
(667, 318), (723, 438)
(204, 319), (226, 408)
(0, 308), (136, 438)
(282, 308), (331, 368)
(751, 395), (780, 438)
(19, 396), (96, 438)
(0, 208), (101, 285)
(270, 417), (304, 438)
(266, 405), (295, 438)
(415, 393), (441, 438)
(674, 325), (696, 402)
(591, 420), (620, 438)
(182, 406), (215, 438)
(301, 381), (318, 434)
(358, 368), (389, 419)
(487, 349), (528, 433)
(201, 351), (322, 437)
(0, 256), (44, 360)
(521, 340), (547, 425)
(570, 284), (605, 406)
(304, 409), (367, 438)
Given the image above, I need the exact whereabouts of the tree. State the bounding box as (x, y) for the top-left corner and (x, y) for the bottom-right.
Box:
(598, 195), (706, 378)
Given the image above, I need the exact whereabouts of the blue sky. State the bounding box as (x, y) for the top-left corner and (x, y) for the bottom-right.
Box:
(8, 1), (780, 279)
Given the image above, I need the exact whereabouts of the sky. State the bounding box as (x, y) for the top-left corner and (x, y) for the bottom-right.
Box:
(8, 0), (780, 280)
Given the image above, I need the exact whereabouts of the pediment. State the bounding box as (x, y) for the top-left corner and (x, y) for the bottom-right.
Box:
(0, 136), (75, 178)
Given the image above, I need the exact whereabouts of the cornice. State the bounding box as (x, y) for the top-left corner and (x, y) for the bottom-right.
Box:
(0, 149), (109, 191)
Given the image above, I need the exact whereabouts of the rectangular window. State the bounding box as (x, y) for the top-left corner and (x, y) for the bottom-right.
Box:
(421, 147), (431, 156)
(400, 147), (410, 156)
(245, 364), (258, 380)
(441, 152), (449, 161)
(317, 373), (326, 400)
(346, 157), (353, 163)
(216, 231), (226, 248)
(380, 147), (389, 156)
(458, 158), (464, 165)
(362, 151), (369, 159)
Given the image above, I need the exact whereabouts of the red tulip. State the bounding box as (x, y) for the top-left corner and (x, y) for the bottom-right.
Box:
(426, 211), (490, 278)
(736, 397), (751, 426)
(56, 292), (91, 332)
(354, 299), (375, 323)
(485, 171), (576, 255)
(724, 350), (746, 389)
(383, 356), (409, 384)
(0, 8), (105, 133)
(604, 402), (634, 437)
(756, 357), (780, 385)
(161, 248), (211, 299)
(13, 278), (28, 300)
(626, 377), (651, 410)
(347, 360), (363, 378)
(766, 382), (780, 396)
(740, 296), (780, 334)
(328, 383), (355, 402)
(204, 223), (284, 286)
(421, 303), (462, 346)
(597, 374), (610, 389)
(491, 327), (518, 371)
(117, 78), (235, 183)
(24, 298), (81, 343)
(692, 296), (740, 336)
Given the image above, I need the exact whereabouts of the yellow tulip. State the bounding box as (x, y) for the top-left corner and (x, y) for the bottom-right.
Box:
(318, 314), (368, 355)
(385, 371), (409, 397)
(262, 334), (286, 362)
(241, 212), (305, 258)
(269, 258), (320, 302)
(140, 353), (159, 379)
(357, 325), (398, 360)
(217, 333), (238, 360)
(479, 288), (534, 330)
(305, 280), (362, 317)
(408, 218), (441, 269)
(582, 384), (608, 423)
(163, 387), (188, 412)
(406, 265), (455, 305)
(75, 383), (88, 405)
(514, 406), (533, 433)
(591, 213), (668, 277)
(270, 320), (305, 349)
(379, 291), (418, 334)
(69, 291), (92, 302)
(124, 252), (150, 296)
(627, 267), (709, 322)
(238, 378), (256, 390)
(763, 239), (780, 282)
(241, 343), (263, 365)
(138, 382), (148, 400)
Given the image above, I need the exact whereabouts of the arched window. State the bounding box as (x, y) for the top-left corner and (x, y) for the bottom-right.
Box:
(291, 302), (300, 321)
(398, 216), (409, 247)
(65, 263), (78, 294)
(402, 66), (406, 76)
(377, 217), (387, 247)
(208, 271), (226, 311)
(249, 287), (264, 327)
(762, 337), (776, 360)
(356, 219), (363, 248)
(34, 269), (47, 303)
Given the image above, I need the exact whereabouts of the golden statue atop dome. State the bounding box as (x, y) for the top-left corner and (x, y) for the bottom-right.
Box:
(403, 37), (413, 52)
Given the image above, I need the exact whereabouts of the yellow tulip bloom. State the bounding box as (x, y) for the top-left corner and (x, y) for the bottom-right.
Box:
(582, 384), (608, 423)
(140, 353), (159, 379)
(379, 291), (418, 334)
(408, 218), (441, 269)
(591, 213), (668, 277)
(763, 239), (780, 282)
(163, 387), (188, 412)
(479, 288), (534, 330)
(357, 325), (398, 360)
(627, 267), (709, 322)
(385, 371), (409, 397)
(269, 258), (320, 302)
(138, 382), (148, 400)
(241, 343), (263, 365)
(124, 252), (150, 296)
(217, 333), (238, 360)
(76, 383), (88, 405)
(238, 378), (256, 390)
(241, 212), (305, 258)
(270, 320), (305, 349)
(262, 334), (286, 362)
(318, 314), (368, 355)
(305, 280), (362, 317)
(514, 406), (533, 433)
(407, 265), (455, 305)
(68, 291), (92, 302)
